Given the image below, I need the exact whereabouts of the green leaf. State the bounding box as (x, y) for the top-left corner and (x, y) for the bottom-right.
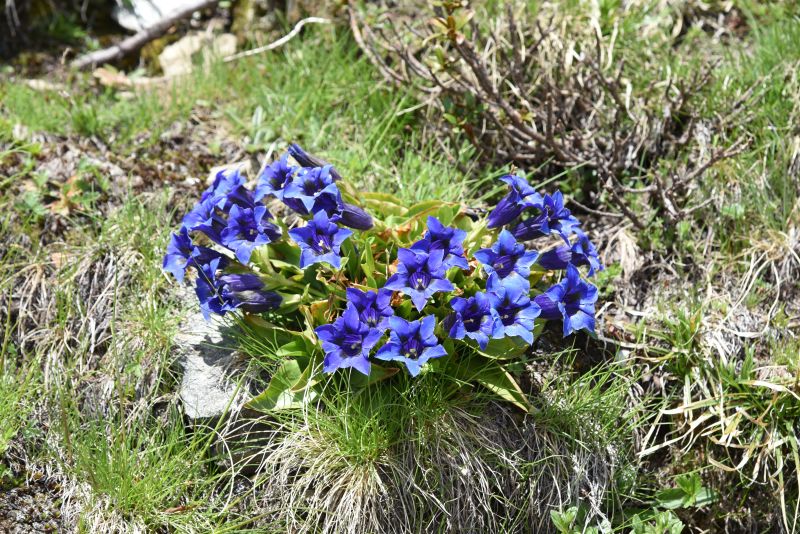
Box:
(655, 488), (687, 510)
(550, 506), (578, 533)
(448, 356), (532, 412)
(404, 200), (456, 220)
(361, 192), (408, 217)
(474, 336), (528, 360)
(274, 339), (309, 359)
(350, 363), (399, 388)
(361, 236), (376, 280)
(242, 314), (299, 347)
(246, 359), (310, 412)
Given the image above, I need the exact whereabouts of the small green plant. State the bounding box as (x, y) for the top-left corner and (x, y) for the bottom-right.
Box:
(655, 473), (717, 510)
(551, 505), (610, 534)
(630, 510), (684, 534)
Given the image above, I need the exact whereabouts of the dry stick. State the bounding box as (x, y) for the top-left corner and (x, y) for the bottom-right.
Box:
(71, 0), (218, 70)
(111, 16), (333, 88)
(223, 17), (331, 62)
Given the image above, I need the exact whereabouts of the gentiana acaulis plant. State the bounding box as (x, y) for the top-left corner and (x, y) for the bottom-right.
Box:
(163, 145), (603, 412)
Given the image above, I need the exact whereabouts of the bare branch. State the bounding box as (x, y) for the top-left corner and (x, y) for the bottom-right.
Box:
(72, 0), (218, 70)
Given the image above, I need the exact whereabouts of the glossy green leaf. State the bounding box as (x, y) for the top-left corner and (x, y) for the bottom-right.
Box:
(474, 336), (529, 360)
(449, 356), (531, 412)
(350, 362), (400, 388)
(247, 359), (309, 412)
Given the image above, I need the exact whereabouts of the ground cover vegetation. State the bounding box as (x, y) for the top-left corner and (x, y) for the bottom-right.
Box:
(0, 0), (798, 532)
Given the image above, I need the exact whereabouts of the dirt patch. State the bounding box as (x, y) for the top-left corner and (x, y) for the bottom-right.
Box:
(0, 477), (63, 533)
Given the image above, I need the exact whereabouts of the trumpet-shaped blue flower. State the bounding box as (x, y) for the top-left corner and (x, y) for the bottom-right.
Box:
(376, 315), (447, 376)
(447, 291), (502, 349)
(534, 264), (598, 336)
(346, 287), (394, 330)
(254, 154), (297, 202)
(486, 274), (541, 344)
(338, 202), (374, 230)
(284, 145), (373, 229)
(162, 227), (227, 283)
(411, 216), (468, 270)
(194, 257), (236, 320)
(201, 168), (254, 210)
(283, 165), (342, 216)
(384, 248), (455, 312)
(217, 273), (282, 313)
(315, 304), (383, 375)
(288, 210), (353, 269)
(473, 230), (538, 283)
(537, 230), (603, 276)
(512, 191), (581, 241)
(288, 143), (343, 181)
(220, 204), (281, 264)
(487, 174), (543, 228)
(182, 195), (228, 244)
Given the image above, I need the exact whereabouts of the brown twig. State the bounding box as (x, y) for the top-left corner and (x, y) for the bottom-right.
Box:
(71, 0), (218, 70)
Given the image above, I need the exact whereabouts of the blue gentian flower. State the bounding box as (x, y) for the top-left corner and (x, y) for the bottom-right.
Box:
(201, 168), (245, 202)
(220, 204), (281, 264)
(315, 304), (383, 375)
(288, 143), (343, 181)
(384, 248), (455, 312)
(486, 274), (541, 345)
(195, 261), (282, 321)
(338, 202), (374, 230)
(534, 264), (598, 336)
(284, 144), (373, 229)
(162, 227), (226, 283)
(202, 168), (254, 210)
(473, 230), (538, 283)
(182, 195), (228, 244)
(537, 230), (603, 276)
(446, 291), (502, 349)
(288, 210), (353, 269)
(217, 273), (282, 313)
(195, 257), (237, 320)
(375, 315), (447, 376)
(163, 227), (197, 283)
(283, 165), (342, 216)
(346, 287), (394, 330)
(411, 216), (468, 270)
(487, 174), (543, 228)
(254, 154), (297, 202)
(512, 191), (581, 241)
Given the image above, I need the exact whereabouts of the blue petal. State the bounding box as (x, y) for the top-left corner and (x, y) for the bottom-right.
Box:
(350, 356), (372, 376)
(448, 315), (465, 339)
(388, 316), (413, 337)
(419, 315), (437, 340)
(323, 351), (344, 373)
(396, 247), (419, 267)
(342, 305), (361, 331)
(473, 248), (495, 269)
(449, 296), (468, 314)
(383, 273), (406, 291)
(408, 289), (429, 312)
(496, 229), (517, 253)
(428, 278), (455, 294)
(419, 344), (447, 363)
(375, 342), (403, 361)
(363, 328), (385, 350)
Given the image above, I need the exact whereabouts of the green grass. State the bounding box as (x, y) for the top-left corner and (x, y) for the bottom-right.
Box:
(1, 28), (477, 204)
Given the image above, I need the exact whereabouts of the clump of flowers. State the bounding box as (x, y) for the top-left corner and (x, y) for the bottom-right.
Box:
(164, 146), (603, 411)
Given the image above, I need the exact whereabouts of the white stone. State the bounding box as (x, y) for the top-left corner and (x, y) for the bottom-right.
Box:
(176, 308), (250, 420)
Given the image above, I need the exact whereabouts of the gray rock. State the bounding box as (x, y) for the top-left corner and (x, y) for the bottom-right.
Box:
(176, 308), (251, 421)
